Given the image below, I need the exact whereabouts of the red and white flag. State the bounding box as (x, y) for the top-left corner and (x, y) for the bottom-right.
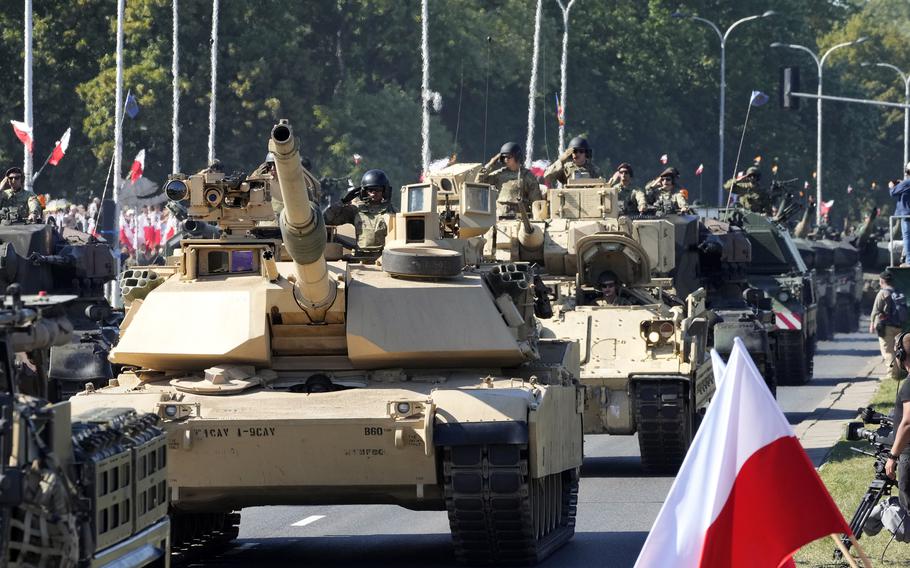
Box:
(660, 153), (668, 164)
(529, 159), (550, 179)
(695, 163), (704, 176)
(635, 338), (849, 568)
(48, 127), (72, 166)
(820, 199), (835, 218)
(129, 149), (145, 183)
(10, 120), (33, 152)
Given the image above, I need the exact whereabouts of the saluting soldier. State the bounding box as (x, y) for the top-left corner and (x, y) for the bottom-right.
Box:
(725, 166), (770, 214)
(324, 169), (396, 249)
(478, 142), (542, 218)
(544, 136), (603, 187)
(644, 167), (689, 213)
(607, 162), (647, 214)
(0, 167), (41, 222)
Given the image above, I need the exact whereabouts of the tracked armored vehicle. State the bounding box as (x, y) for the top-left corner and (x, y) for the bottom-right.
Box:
(727, 210), (818, 385)
(70, 122), (583, 565)
(0, 217), (118, 400)
(480, 176), (714, 473)
(0, 287), (169, 567)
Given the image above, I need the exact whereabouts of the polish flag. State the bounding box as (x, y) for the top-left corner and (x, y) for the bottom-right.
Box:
(820, 199), (835, 218)
(163, 214), (178, 242)
(10, 120), (33, 152)
(529, 159), (550, 179)
(635, 338), (850, 568)
(660, 153), (668, 164)
(129, 149), (145, 183)
(694, 163), (704, 176)
(48, 127), (72, 166)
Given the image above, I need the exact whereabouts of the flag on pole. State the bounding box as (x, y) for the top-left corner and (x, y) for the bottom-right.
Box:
(695, 163), (704, 176)
(634, 338), (850, 568)
(660, 154), (668, 164)
(749, 90), (770, 107)
(10, 120), (33, 152)
(48, 127), (72, 166)
(125, 90), (140, 119)
(529, 159), (550, 179)
(555, 93), (565, 127)
(820, 199), (834, 218)
(352, 153), (362, 165)
(129, 149), (146, 183)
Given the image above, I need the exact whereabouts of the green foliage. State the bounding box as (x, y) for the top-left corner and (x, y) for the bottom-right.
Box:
(0, 0), (902, 225)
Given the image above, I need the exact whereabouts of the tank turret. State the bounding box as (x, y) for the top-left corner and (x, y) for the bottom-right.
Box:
(268, 121), (337, 320)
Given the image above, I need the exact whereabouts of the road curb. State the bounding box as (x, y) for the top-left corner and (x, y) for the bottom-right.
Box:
(795, 356), (885, 469)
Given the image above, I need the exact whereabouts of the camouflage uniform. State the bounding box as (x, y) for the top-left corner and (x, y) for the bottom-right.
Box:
(595, 295), (630, 307)
(543, 159), (603, 187)
(608, 180), (646, 214)
(725, 177), (770, 214)
(477, 166), (542, 218)
(324, 201), (395, 249)
(0, 187), (41, 220)
(644, 180), (688, 213)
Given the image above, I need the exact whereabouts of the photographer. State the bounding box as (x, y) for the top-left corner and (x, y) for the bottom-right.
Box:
(887, 334), (910, 507)
(872, 270), (906, 381)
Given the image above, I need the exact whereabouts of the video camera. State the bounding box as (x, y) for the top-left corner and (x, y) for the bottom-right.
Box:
(835, 407), (898, 558)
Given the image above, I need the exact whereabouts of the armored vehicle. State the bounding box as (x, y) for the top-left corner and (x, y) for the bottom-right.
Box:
(0, 217), (118, 400)
(793, 237), (834, 340)
(479, 176), (714, 473)
(0, 287), (169, 567)
(697, 218), (777, 395)
(728, 210), (818, 385)
(70, 122), (583, 565)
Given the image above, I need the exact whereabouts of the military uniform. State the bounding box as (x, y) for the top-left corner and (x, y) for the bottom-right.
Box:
(643, 180), (688, 213)
(594, 295), (630, 307)
(608, 180), (646, 214)
(725, 177), (770, 214)
(0, 187), (41, 220)
(324, 201), (395, 249)
(477, 166), (542, 218)
(543, 159), (603, 187)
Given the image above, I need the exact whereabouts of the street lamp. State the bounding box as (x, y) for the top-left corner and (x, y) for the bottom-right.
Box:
(672, 9), (776, 206)
(771, 37), (868, 224)
(862, 61), (910, 169)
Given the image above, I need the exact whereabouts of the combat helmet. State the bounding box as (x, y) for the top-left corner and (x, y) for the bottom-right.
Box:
(568, 136), (592, 158)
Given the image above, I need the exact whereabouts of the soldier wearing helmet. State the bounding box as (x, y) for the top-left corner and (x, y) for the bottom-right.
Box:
(478, 142), (542, 218)
(607, 162), (647, 214)
(0, 167), (41, 223)
(644, 167), (689, 213)
(593, 271), (630, 306)
(544, 136), (603, 187)
(725, 165), (769, 214)
(324, 169), (396, 249)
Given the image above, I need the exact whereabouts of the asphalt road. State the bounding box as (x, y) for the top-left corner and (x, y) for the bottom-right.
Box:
(191, 328), (881, 568)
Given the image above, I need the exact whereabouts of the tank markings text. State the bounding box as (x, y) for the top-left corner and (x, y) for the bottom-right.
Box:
(363, 427), (384, 436)
(238, 426), (277, 437)
(192, 426), (277, 439)
(194, 427), (231, 439)
(344, 448), (386, 457)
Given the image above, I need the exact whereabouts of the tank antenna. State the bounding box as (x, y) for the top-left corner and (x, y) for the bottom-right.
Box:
(172, 0), (180, 173)
(420, 0), (430, 175)
(207, 0), (219, 164)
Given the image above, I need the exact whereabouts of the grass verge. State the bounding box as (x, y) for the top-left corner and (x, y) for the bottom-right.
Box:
(794, 378), (910, 566)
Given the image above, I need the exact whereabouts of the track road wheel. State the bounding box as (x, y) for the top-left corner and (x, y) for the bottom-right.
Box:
(170, 510), (241, 565)
(634, 380), (692, 474)
(444, 444), (578, 565)
(775, 331), (808, 386)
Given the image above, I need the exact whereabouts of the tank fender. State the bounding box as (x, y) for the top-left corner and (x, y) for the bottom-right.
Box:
(432, 388), (533, 447)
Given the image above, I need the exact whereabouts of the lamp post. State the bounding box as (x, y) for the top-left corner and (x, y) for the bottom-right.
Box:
(771, 37), (868, 224)
(862, 61), (910, 169)
(672, 10), (776, 205)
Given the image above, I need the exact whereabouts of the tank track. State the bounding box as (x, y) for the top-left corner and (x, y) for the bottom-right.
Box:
(634, 380), (692, 474)
(775, 330), (808, 386)
(170, 511), (241, 566)
(443, 444), (578, 565)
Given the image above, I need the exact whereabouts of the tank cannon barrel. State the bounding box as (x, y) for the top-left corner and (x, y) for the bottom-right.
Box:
(268, 120), (336, 319)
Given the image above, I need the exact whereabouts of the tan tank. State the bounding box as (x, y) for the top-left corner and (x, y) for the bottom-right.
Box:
(69, 121), (583, 565)
(484, 176), (714, 473)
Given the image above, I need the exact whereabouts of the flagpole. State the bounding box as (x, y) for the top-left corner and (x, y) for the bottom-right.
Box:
(30, 149), (54, 183)
(556, 0), (576, 154)
(524, 0), (543, 168)
(23, 0), (33, 189)
(172, 0), (179, 173)
(725, 100), (754, 209)
(110, 0), (125, 307)
(207, 0), (219, 164)
(419, 0), (430, 174)
(829, 534), (871, 568)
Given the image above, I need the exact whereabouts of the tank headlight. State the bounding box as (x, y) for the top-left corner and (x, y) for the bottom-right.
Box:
(396, 402), (411, 415)
(658, 322), (675, 339)
(648, 331), (661, 343)
(164, 179), (188, 201)
(164, 405), (178, 418)
(777, 291), (790, 302)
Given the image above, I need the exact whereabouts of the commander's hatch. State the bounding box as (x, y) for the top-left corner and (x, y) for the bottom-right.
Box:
(395, 179), (498, 242)
(550, 179), (617, 220)
(575, 234), (652, 288)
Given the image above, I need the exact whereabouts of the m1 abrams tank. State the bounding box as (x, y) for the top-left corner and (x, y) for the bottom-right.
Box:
(0, 287), (169, 567)
(481, 176), (714, 474)
(69, 121), (583, 565)
(0, 212), (118, 400)
(726, 210), (818, 385)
